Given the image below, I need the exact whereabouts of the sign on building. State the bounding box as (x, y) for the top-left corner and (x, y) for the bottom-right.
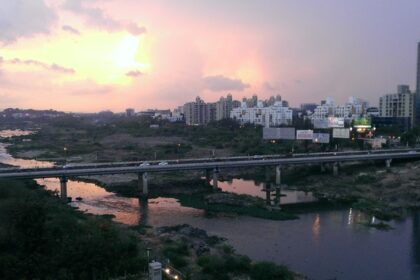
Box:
(313, 133), (330, 144)
(328, 117), (345, 128)
(296, 130), (314, 140)
(332, 128), (350, 139)
(314, 119), (329, 129)
(353, 117), (371, 128)
(263, 127), (295, 140)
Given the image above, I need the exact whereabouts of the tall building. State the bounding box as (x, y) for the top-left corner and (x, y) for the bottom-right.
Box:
(416, 42), (420, 124)
(215, 94), (234, 120)
(379, 85), (414, 128)
(183, 97), (215, 125)
(125, 108), (135, 117)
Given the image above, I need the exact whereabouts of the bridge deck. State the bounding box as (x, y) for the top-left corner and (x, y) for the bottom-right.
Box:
(0, 149), (419, 179)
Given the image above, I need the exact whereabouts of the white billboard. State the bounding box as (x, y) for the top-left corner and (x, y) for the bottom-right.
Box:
(328, 117), (345, 128)
(313, 133), (330, 144)
(263, 127), (295, 140)
(296, 130), (314, 140)
(332, 128), (350, 139)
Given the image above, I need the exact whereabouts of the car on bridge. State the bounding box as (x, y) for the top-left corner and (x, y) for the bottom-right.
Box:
(139, 162), (150, 167)
(158, 161), (168, 166)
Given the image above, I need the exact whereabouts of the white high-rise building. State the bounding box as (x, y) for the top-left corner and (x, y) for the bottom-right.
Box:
(309, 96), (368, 122)
(230, 101), (293, 127)
(379, 85), (414, 126)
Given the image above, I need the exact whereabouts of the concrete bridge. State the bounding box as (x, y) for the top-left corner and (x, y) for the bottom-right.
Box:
(0, 148), (419, 200)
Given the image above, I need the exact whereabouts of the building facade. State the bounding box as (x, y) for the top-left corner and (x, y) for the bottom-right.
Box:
(215, 94), (235, 121)
(183, 97), (215, 125)
(416, 42), (420, 125)
(379, 85), (414, 128)
(230, 101), (293, 127)
(309, 96), (368, 122)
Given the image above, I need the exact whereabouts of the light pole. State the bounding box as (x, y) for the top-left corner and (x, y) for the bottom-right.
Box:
(63, 146), (68, 165)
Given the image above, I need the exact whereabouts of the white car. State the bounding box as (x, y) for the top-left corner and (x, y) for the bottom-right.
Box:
(158, 161), (168, 166)
(140, 162), (150, 167)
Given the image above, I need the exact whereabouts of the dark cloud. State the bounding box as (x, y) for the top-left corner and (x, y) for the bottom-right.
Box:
(62, 0), (146, 35)
(202, 75), (249, 91)
(5, 57), (75, 74)
(0, 0), (57, 43)
(62, 25), (81, 35)
(126, 70), (143, 77)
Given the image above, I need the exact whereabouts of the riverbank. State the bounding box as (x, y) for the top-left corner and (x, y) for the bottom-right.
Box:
(0, 178), (302, 279)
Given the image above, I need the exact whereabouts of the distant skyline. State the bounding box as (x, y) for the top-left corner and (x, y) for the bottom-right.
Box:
(1, 0), (420, 112)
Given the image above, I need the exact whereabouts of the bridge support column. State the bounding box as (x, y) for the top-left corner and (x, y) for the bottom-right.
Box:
(205, 169), (212, 185)
(275, 165), (281, 186)
(265, 183), (271, 205)
(333, 162), (339, 176)
(274, 184), (281, 207)
(59, 176), (68, 200)
(212, 168), (219, 190)
(321, 163), (326, 173)
(386, 159), (392, 171)
(138, 173), (148, 196)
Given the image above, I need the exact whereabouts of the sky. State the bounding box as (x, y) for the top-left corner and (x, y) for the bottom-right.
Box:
(1, 0), (420, 112)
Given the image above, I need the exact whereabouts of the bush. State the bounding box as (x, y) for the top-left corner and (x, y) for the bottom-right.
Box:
(355, 175), (376, 184)
(0, 179), (145, 279)
(250, 261), (294, 280)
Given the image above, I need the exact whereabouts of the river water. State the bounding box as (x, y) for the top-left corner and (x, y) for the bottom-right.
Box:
(1, 130), (419, 280)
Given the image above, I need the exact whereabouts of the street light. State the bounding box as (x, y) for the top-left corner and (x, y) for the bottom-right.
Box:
(63, 146), (68, 164)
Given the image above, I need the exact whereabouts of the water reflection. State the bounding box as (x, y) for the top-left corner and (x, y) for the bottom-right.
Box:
(218, 178), (317, 205)
(312, 214), (321, 240)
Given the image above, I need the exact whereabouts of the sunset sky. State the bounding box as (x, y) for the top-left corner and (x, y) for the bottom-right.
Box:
(1, 0), (420, 112)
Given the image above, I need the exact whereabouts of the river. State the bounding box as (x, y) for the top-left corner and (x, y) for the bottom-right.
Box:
(1, 129), (419, 280)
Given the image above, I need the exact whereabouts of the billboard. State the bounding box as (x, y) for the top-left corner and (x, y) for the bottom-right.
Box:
(263, 127), (295, 140)
(314, 119), (329, 129)
(353, 117), (371, 128)
(333, 128), (350, 139)
(296, 130), (314, 140)
(328, 117), (345, 128)
(313, 133), (330, 144)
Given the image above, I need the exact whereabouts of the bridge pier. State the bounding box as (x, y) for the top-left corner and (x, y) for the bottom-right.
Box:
(138, 172), (148, 196)
(59, 176), (68, 200)
(264, 183), (271, 205)
(275, 165), (281, 186)
(205, 169), (212, 185)
(212, 168), (219, 190)
(274, 185), (281, 207)
(333, 162), (339, 176)
(320, 163), (326, 173)
(386, 159), (392, 171)
(138, 197), (149, 226)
